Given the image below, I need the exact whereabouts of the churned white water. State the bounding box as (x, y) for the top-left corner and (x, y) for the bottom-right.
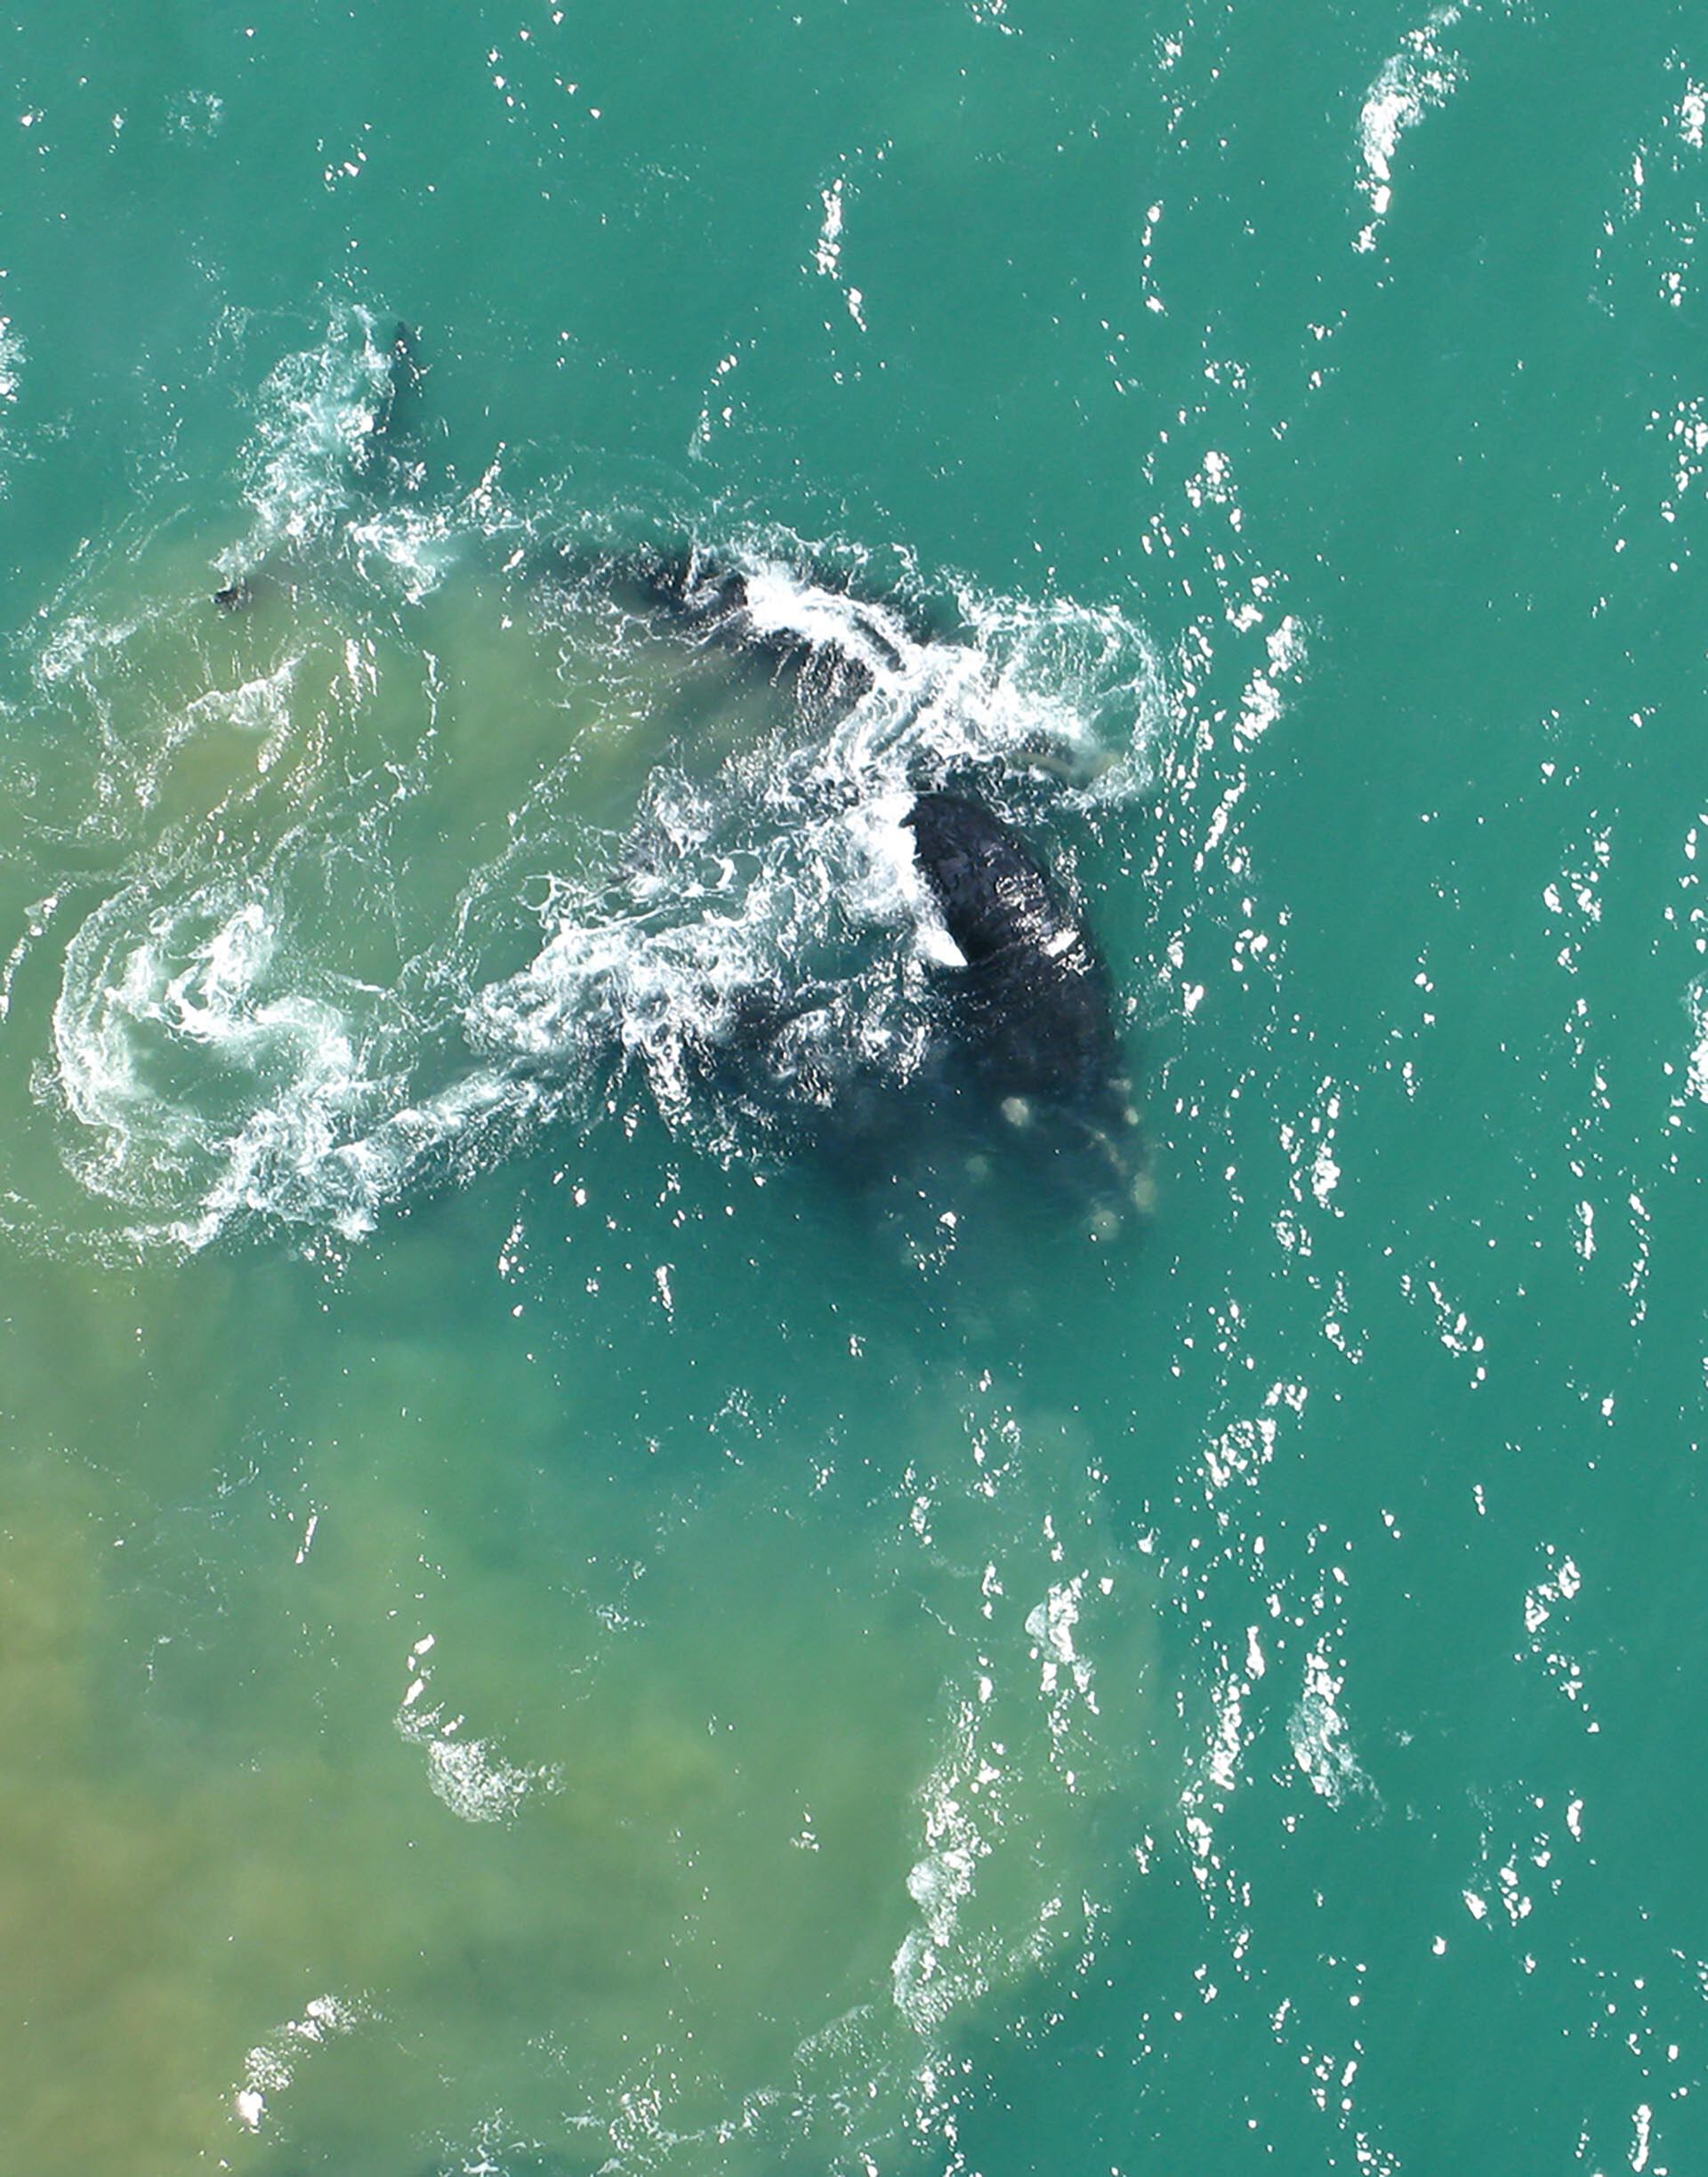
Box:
(20, 307), (1169, 1257)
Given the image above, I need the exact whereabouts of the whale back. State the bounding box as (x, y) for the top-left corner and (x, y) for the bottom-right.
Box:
(905, 792), (1122, 1117)
(906, 792), (1086, 969)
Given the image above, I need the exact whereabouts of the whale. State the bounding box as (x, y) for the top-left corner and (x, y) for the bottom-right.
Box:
(905, 790), (1117, 1109)
(903, 791), (1142, 1222)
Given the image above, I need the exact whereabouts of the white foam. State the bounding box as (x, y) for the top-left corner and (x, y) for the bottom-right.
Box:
(395, 1642), (563, 1823)
(50, 879), (414, 1246)
(1354, 7), (1465, 251)
(0, 312), (20, 498)
(741, 559), (921, 681)
(890, 1539), (1134, 2042)
(243, 304), (399, 542)
(233, 1993), (369, 2134)
(223, 302), (455, 604)
(177, 658), (301, 775)
(0, 315), (20, 415)
(399, 1707), (561, 1824)
(1288, 1641), (1372, 1805)
(1688, 980), (1708, 1102)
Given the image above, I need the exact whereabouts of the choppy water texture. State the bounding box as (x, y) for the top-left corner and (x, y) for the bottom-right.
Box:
(3, 2), (1707, 2172)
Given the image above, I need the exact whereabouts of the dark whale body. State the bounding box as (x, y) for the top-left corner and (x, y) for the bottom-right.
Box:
(905, 791), (1119, 1111)
(903, 792), (1141, 1219)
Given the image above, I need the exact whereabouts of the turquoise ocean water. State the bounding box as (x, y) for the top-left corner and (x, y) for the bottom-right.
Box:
(3, 3), (1706, 2171)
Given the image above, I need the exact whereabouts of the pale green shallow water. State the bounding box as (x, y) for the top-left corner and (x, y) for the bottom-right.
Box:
(3, 3), (1708, 2173)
